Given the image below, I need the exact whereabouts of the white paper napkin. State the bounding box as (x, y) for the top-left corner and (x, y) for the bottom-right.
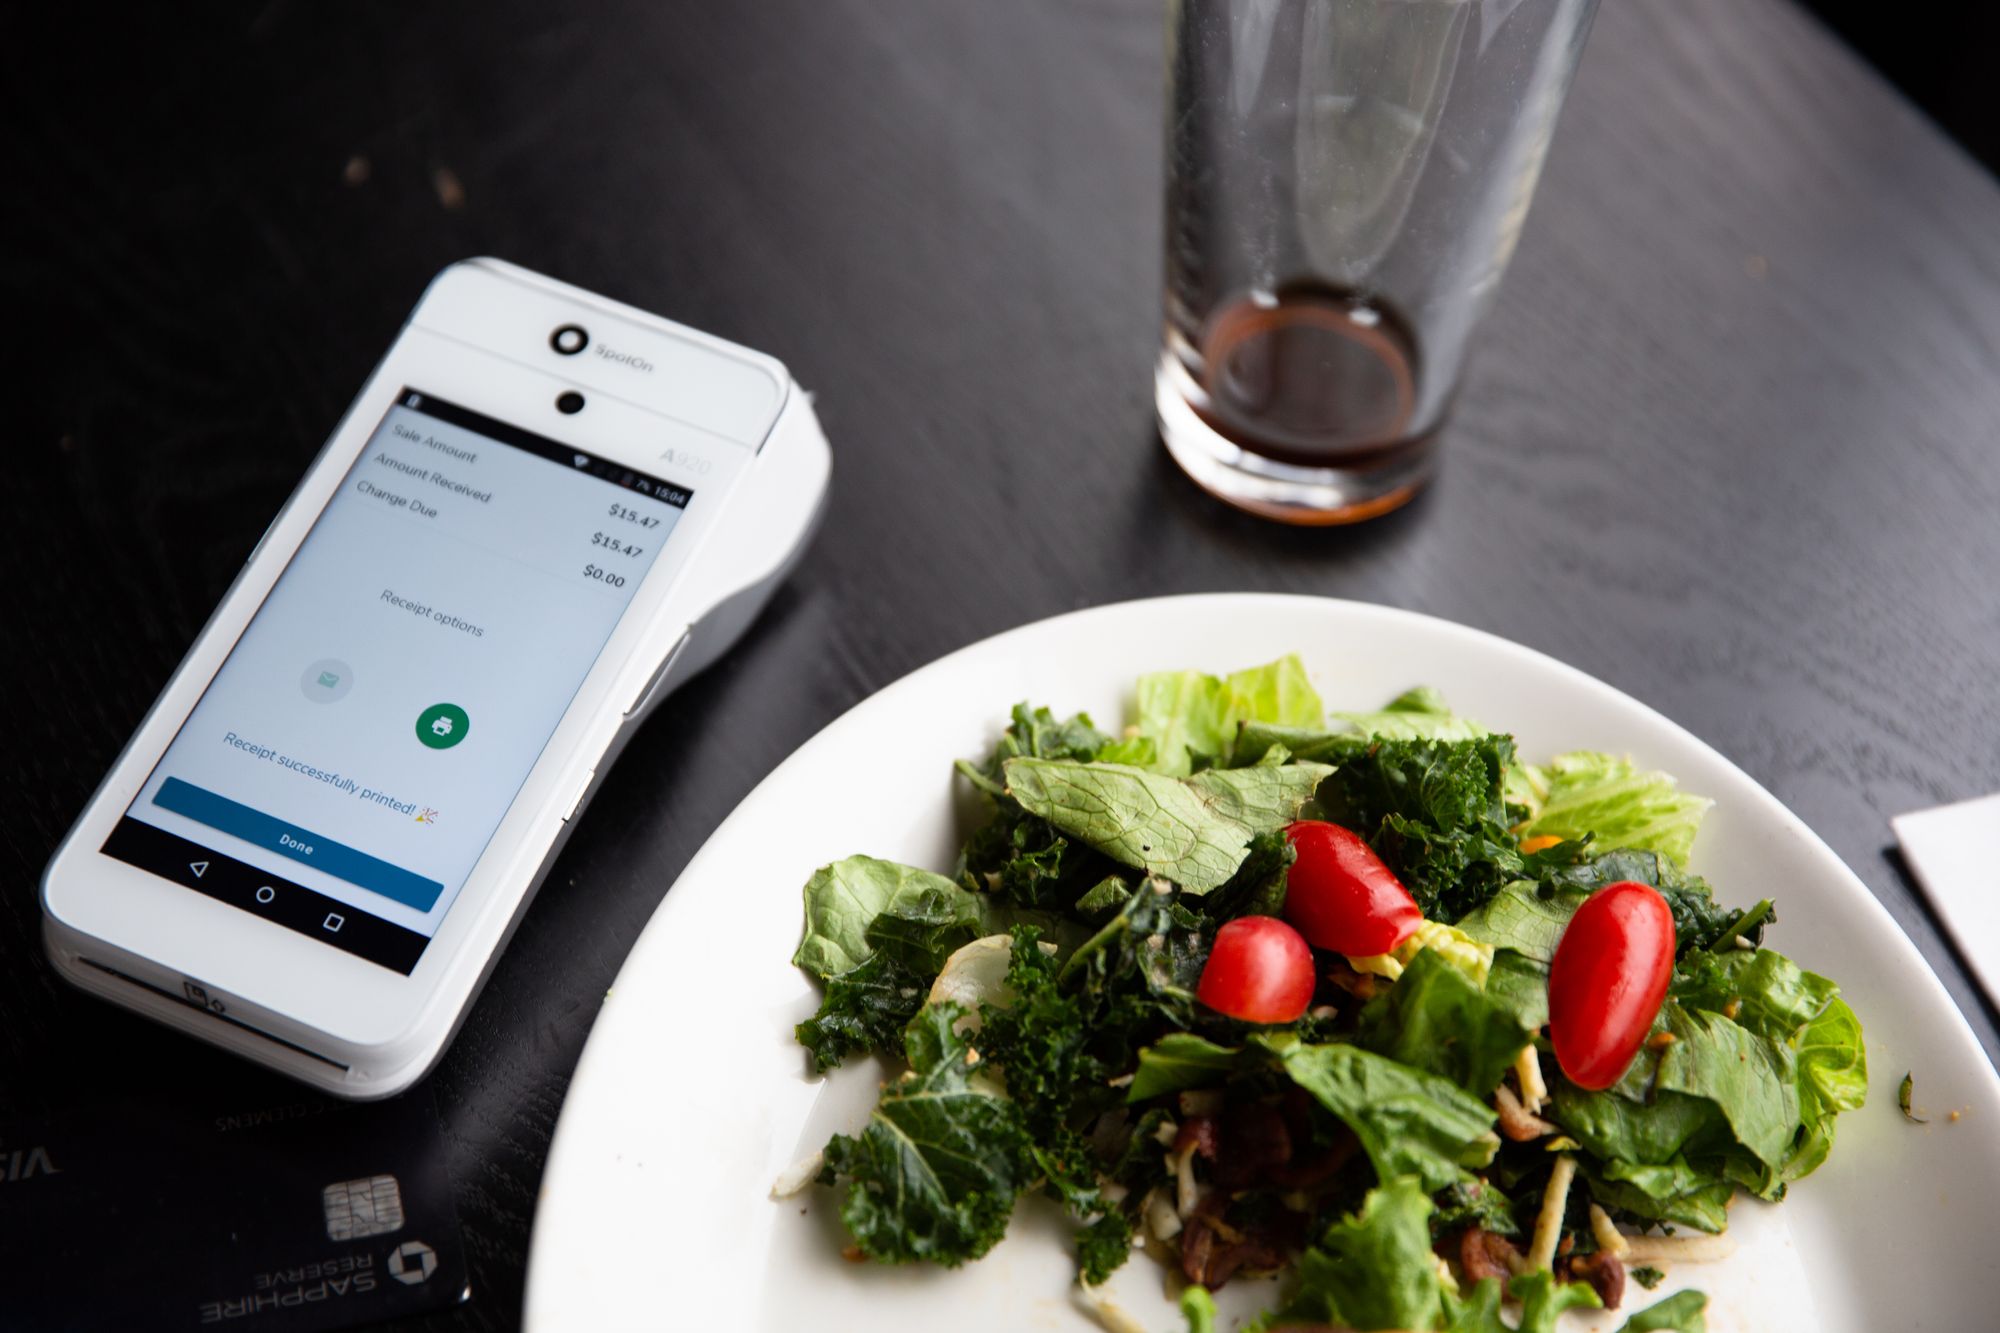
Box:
(1893, 793), (2000, 1003)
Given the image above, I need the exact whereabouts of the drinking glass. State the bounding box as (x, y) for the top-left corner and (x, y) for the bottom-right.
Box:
(1158, 0), (1602, 523)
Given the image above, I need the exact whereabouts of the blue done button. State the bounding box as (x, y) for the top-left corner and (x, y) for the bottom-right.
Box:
(152, 777), (444, 912)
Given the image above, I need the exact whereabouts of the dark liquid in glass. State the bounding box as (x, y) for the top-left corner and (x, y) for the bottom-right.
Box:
(1191, 285), (1435, 473)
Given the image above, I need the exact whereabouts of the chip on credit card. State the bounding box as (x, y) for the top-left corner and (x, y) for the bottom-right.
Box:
(0, 1082), (469, 1331)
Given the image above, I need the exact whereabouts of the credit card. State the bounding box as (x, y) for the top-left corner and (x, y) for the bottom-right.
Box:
(0, 1082), (469, 1332)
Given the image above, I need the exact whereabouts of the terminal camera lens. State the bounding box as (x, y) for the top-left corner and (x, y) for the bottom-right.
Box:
(550, 324), (589, 356)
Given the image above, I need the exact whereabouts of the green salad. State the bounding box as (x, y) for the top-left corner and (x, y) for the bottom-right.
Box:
(784, 657), (1867, 1333)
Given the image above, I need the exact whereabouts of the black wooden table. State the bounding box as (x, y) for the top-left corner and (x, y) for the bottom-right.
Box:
(6, 1), (1998, 1329)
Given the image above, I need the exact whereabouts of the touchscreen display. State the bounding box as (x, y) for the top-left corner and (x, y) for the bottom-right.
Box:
(101, 389), (692, 973)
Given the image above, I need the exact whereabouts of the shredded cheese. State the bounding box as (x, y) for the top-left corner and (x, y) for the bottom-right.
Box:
(1588, 1203), (1630, 1258)
(1515, 1045), (1549, 1114)
(1078, 1286), (1148, 1333)
(769, 1149), (825, 1198)
(1527, 1155), (1577, 1272)
(1174, 1143), (1202, 1217)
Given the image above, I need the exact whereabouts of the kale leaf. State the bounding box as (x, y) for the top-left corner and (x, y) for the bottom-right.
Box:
(1317, 734), (1528, 921)
(795, 951), (929, 1073)
(819, 1003), (1031, 1266)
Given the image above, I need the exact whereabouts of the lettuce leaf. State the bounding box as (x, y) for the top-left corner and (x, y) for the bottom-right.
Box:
(1515, 751), (1712, 866)
(1002, 756), (1332, 893)
(1508, 1270), (1604, 1333)
(819, 1003), (1030, 1265)
(1179, 1286), (1219, 1333)
(1581, 1158), (1735, 1232)
(1456, 880), (1588, 963)
(1655, 1003), (1800, 1169)
(793, 856), (989, 980)
(1258, 1035), (1499, 1192)
(1619, 1289), (1709, 1332)
(1134, 654), (1324, 775)
(1334, 685), (1491, 742)
(1128, 1032), (1242, 1102)
(1249, 1176), (1446, 1332)
(1355, 947), (1533, 1097)
(1785, 995), (1867, 1182)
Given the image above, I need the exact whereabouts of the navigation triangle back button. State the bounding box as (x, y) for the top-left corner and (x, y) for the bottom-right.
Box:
(189, 861), (209, 878)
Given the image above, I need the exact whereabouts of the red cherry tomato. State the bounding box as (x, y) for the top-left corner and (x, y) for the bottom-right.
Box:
(1196, 916), (1316, 1023)
(1282, 820), (1423, 957)
(1548, 881), (1676, 1090)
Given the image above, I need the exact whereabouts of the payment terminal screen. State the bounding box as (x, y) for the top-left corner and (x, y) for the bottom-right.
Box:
(102, 389), (692, 972)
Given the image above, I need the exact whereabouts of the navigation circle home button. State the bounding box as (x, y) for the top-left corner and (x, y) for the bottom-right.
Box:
(255, 885), (276, 905)
(323, 912), (345, 933)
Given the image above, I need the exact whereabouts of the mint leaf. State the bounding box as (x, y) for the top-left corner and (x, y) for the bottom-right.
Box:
(820, 1004), (1030, 1266)
(1002, 756), (1331, 893)
(793, 856), (985, 980)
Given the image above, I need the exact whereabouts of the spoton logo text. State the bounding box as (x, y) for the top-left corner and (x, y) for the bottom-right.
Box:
(592, 344), (655, 373)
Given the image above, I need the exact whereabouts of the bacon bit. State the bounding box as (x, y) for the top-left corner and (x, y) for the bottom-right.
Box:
(840, 1244), (865, 1263)
(1565, 1250), (1626, 1309)
(964, 1047), (981, 1066)
(1211, 1099), (1293, 1189)
(1646, 1031), (1679, 1050)
(1459, 1227), (1526, 1283)
(1268, 1131), (1358, 1192)
(1324, 957), (1381, 1000)
(1178, 1193), (1303, 1288)
(1951, 1109), (1963, 1123)
(1174, 1114), (1220, 1161)
(1495, 1084), (1558, 1141)
(1723, 998), (1742, 1020)
(1519, 834), (1563, 854)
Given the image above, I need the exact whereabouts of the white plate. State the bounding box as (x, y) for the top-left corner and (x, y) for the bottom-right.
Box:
(525, 596), (2000, 1332)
